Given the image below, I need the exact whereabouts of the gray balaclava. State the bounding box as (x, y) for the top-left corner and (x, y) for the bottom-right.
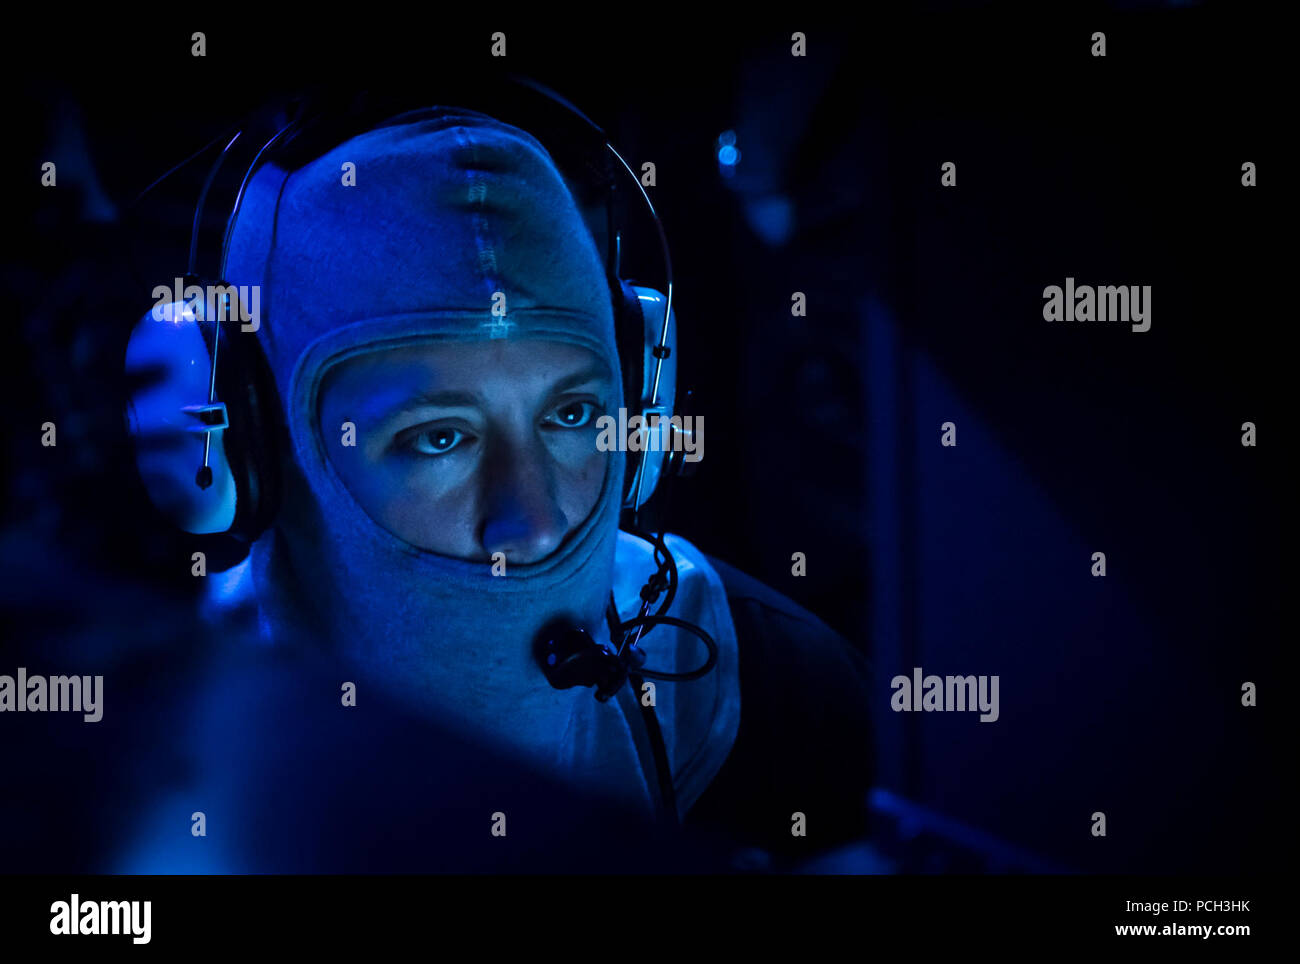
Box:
(223, 110), (650, 806)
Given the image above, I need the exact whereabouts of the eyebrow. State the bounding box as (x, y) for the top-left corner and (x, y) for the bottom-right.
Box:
(365, 362), (613, 428)
(548, 364), (614, 395)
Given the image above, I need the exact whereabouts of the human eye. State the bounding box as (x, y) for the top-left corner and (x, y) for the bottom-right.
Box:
(541, 399), (602, 430)
(394, 423), (474, 457)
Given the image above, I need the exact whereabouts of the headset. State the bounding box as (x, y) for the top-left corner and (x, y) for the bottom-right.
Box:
(124, 76), (715, 826)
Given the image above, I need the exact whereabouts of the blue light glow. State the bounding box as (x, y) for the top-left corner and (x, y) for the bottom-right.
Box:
(716, 130), (741, 177)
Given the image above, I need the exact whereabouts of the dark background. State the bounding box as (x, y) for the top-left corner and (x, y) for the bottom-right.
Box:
(2, 4), (1285, 873)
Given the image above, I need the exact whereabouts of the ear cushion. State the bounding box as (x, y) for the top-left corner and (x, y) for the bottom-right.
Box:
(215, 310), (284, 543)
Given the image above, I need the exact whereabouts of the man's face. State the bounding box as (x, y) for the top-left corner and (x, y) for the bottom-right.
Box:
(318, 339), (614, 564)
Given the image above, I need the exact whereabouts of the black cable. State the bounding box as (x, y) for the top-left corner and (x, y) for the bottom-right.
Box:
(604, 598), (679, 825)
(620, 525), (677, 635)
(649, 529), (678, 616)
(603, 584), (713, 828)
(629, 670), (678, 826)
(616, 614), (717, 681)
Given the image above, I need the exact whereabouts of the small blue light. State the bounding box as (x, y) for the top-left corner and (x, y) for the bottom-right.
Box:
(716, 130), (741, 176)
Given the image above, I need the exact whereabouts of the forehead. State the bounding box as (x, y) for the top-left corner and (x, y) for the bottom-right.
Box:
(319, 339), (611, 401)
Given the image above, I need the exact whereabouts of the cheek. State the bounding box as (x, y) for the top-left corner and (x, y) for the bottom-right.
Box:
(559, 449), (609, 524)
(377, 471), (480, 555)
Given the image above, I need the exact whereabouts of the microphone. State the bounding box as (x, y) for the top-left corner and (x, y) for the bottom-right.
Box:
(534, 622), (640, 702)
(533, 533), (716, 702)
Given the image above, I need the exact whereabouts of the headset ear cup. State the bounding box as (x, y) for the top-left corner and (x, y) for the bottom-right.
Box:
(615, 282), (677, 512)
(124, 301), (239, 535)
(124, 289), (284, 548)
(217, 318), (284, 543)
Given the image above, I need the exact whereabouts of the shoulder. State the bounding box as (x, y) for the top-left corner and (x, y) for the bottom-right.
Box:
(686, 553), (876, 862)
(706, 553), (873, 704)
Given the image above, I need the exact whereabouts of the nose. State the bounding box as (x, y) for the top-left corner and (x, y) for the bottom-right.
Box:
(478, 434), (569, 565)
